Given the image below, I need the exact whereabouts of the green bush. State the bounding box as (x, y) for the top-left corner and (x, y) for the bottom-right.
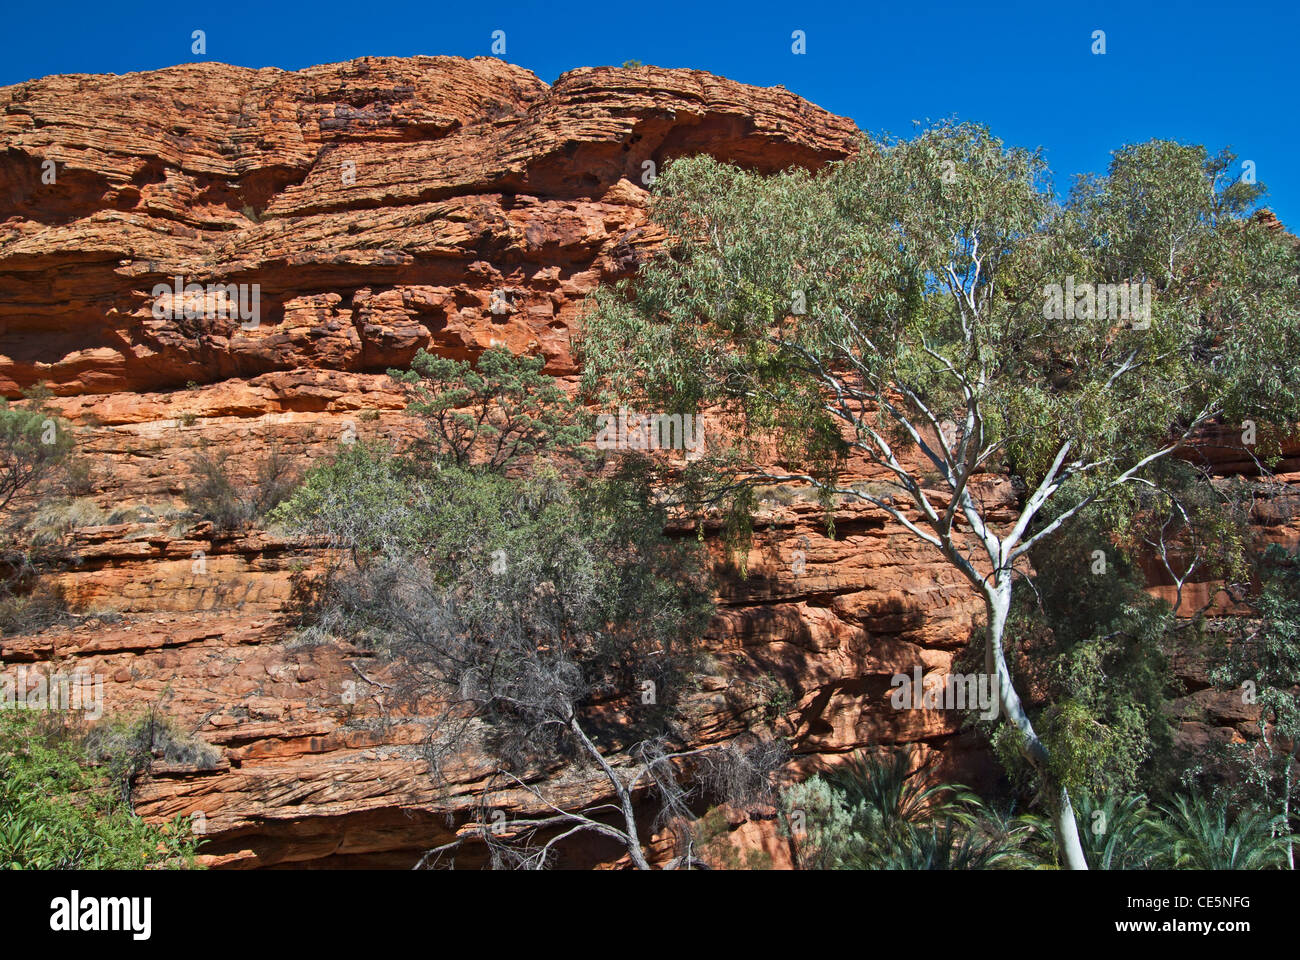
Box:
(0, 397), (77, 631)
(0, 711), (200, 869)
(1072, 793), (1162, 869)
(272, 348), (750, 868)
(0, 397), (74, 523)
(866, 818), (1022, 870)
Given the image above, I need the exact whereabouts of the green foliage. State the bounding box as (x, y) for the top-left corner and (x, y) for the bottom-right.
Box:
(273, 348), (758, 867)
(827, 748), (980, 834)
(1072, 793), (1162, 869)
(777, 747), (1024, 869)
(389, 346), (592, 471)
(582, 124), (1299, 521)
(0, 711), (200, 869)
(779, 761), (1284, 869)
(974, 800), (1056, 867)
(1217, 543), (1300, 730)
(1092, 457), (1257, 604)
(1072, 790), (1280, 870)
(0, 396), (78, 630)
(778, 773), (858, 870)
(862, 818), (1023, 870)
(752, 672), (794, 726)
(1151, 794), (1282, 869)
(279, 448), (714, 762)
(0, 398), (74, 518)
(963, 502), (1178, 798)
(579, 124), (1299, 869)
(1205, 543), (1300, 864)
(275, 352), (717, 777)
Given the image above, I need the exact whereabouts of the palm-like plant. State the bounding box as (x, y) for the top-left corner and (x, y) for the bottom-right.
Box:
(972, 802), (1054, 868)
(1153, 794), (1282, 869)
(827, 747), (1007, 869)
(827, 747), (979, 833)
(857, 818), (1024, 870)
(782, 748), (1067, 869)
(1074, 793), (1162, 870)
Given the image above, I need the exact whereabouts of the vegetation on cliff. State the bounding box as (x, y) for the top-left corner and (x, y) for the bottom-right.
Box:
(580, 120), (1300, 868)
(273, 348), (783, 868)
(0, 711), (201, 869)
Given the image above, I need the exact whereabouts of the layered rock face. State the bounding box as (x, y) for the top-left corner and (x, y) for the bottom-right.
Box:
(0, 57), (1295, 868)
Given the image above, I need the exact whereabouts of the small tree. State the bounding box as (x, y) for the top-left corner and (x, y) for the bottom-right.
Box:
(275, 348), (782, 868)
(0, 393), (76, 631)
(389, 347), (592, 471)
(977, 502), (1181, 803)
(580, 122), (1300, 867)
(1152, 793), (1282, 869)
(0, 394), (74, 530)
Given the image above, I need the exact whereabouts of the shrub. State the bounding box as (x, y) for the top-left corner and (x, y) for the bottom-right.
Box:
(183, 444), (298, 531)
(24, 497), (108, 545)
(0, 398), (96, 635)
(0, 396), (76, 573)
(274, 350), (775, 869)
(1207, 543), (1300, 868)
(389, 346), (593, 471)
(864, 818), (1023, 870)
(0, 582), (70, 637)
(779, 774), (859, 869)
(277, 445), (715, 771)
(779, 746), (994, 869)
(0, 398), (74, 523)
(0, 711), (200, 869)
(82, 708), (222, 804)
(1072, 792), (1162, 869)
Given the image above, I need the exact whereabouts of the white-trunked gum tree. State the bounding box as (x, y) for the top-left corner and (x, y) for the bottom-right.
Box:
(579, 121), (1300, 869)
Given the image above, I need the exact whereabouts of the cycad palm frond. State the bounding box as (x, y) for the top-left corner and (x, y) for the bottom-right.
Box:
(1074, 793), (1162, 870)
(859, 818), (1022, 870)
(975, 802), (1054, 868)
(1154, 794), (1282, 870)
(828, 746), (980, 832)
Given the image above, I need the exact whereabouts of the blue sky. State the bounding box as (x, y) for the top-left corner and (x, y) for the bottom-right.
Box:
(3, 0), (1298, 227)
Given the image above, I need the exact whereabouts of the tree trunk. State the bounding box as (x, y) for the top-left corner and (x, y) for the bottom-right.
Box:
(568, 715), (651, 870)
(986, 576), (1090, 870)
(1053, 783), (1090, 871)
(1284, 744), (1295, 870)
